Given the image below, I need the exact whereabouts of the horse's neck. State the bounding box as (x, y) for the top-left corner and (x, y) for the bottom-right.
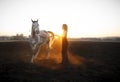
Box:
(32, 26), (39, 33)
(31, 30), (36, 38)
(31, 32), (35, 38)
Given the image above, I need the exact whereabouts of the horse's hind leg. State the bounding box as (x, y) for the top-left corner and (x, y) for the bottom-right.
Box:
(46, 43), (50, 59)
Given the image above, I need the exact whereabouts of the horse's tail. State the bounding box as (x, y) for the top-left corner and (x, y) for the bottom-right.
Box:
(47, 31), (55, 48)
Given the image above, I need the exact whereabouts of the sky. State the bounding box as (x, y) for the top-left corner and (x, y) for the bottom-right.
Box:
(0, 0), (120, 38)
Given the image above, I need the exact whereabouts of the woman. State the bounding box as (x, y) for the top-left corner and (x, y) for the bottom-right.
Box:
(61, 24), (69, 65)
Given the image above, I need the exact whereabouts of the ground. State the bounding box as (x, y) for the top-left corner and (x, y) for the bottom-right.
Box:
(0, 40), (120, 82)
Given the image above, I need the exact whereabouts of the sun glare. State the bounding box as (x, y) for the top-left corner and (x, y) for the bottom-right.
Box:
(54, 29), (63, 37)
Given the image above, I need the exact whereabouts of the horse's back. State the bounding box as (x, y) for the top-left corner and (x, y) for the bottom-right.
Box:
(39, 30), (50, 42)
(40, 30), (47, 33)
(39, 30), (49, 36)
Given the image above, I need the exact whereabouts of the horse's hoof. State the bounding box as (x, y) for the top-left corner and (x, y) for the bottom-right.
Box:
(30, 60), (33, 63)
(30, 58), (34, 63)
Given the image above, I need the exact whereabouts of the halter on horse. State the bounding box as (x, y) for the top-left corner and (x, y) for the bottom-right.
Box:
(30, 19), (54, 63)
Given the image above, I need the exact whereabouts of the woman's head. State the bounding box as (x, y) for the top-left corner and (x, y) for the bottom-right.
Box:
(62, 24), (68, 31)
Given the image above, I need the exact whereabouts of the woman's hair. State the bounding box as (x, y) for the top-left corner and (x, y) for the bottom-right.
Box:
(62, 24), (68, 31)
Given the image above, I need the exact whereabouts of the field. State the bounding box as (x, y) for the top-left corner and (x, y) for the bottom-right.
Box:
(0, 39), (120, 82)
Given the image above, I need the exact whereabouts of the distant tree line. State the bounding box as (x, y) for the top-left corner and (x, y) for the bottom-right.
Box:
(68, 37), (120, 42)
(0, 35), (120, 42)
(11, 34), (26, 40)
(0, 34), (29, 41)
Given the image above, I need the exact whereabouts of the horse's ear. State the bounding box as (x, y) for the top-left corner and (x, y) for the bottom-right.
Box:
(31, 19), (33, 22)
(37, 19), (38, 22)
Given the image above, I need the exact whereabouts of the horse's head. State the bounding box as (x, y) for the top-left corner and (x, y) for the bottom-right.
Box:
(31, 19), (39, 29)
(31, 19), (39, 38)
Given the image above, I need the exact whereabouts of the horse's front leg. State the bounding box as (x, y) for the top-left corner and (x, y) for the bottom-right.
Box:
(30, 39), (36, 63)
(31, 44), (41, 63)
(30, 44), (38, 63)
